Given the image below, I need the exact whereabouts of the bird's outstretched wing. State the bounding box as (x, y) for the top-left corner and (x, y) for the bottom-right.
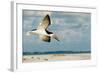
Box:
(52, 34), (60, 41)
(37, 14), (51, 30)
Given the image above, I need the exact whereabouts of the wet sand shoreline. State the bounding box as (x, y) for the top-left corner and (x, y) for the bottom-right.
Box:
(22, 53), (91, 63)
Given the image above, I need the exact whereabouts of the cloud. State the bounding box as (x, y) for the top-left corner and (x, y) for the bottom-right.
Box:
(55, 29), (83, 41)
(52, 12), (90, 26)
(23, 10), (52, 17)
(54, 12), (90, 19)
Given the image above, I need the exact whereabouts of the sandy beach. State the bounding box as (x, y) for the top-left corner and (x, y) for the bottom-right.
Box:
(22, 53), (91, 63)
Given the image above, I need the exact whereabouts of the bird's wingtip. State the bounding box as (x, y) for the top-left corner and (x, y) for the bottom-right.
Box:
(56, 38), (60, 42)
(46, 14), (49, 17)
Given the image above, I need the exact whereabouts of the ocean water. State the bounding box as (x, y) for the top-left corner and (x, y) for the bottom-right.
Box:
(23, 51), (91, 55)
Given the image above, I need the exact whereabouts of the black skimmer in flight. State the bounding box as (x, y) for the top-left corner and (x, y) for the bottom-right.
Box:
(26, 14), (59, 42)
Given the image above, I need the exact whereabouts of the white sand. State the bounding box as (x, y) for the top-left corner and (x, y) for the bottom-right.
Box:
(22, 53), (91, 63)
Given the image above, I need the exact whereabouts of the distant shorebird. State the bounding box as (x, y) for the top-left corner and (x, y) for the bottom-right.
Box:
(26, 14), (59, 42)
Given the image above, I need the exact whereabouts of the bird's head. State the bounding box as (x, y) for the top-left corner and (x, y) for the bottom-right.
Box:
(26, 31), (32, 36)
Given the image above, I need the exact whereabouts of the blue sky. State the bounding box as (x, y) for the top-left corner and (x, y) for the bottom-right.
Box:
(22, 10), (91, 52)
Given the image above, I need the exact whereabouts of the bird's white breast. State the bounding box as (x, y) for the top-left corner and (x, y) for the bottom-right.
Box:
(34, 29), (47, 35)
